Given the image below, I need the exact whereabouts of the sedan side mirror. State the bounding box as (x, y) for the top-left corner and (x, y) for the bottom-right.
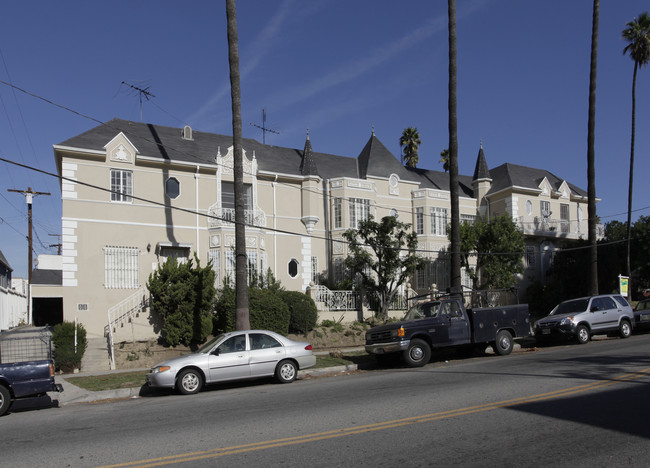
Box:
(212, 348), (220, 356)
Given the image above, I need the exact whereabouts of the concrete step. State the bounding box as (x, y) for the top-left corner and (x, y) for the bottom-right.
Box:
(81, 337), (111, 373)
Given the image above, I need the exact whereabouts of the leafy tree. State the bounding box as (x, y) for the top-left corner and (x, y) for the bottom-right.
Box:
(343, 215), (424, 319)
(457, 215), (525, 289)
(622, 11), (650, 284)
(399, 127), (421, 168)
(226, 0), (250, 330)
(587, 0), (600, 295)
(147, 255), (216, 347)
(439, 148), (450, 172)
(448, 0), (461, 292)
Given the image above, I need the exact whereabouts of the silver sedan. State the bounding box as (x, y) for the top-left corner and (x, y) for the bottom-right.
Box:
(146, 330), (317, 395)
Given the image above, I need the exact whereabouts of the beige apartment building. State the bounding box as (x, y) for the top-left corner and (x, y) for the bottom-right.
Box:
(53, 118), (598, 341)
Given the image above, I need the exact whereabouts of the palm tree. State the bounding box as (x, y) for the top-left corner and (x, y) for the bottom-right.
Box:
(448, 0), (461, 292)
(399, 127), (421, 168)
(622, 11), (650, 290)
(226, 0), (250, 330)
(587, 0), (600, 296)
(439, 148), (450, 172)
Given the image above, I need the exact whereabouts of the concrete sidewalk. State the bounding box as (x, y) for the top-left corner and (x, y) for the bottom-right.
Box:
(49, 361), (361, 407)
(48, 342), (532, 407)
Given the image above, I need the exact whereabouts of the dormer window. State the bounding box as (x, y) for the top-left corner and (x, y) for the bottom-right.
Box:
(182, 125), (193, 141)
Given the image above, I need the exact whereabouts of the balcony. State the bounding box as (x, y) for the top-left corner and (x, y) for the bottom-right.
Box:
(207, 207), (266, 229)
(515, 216), (604, 240)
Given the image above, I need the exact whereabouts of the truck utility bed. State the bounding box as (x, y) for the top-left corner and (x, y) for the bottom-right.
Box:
(468, 304), (532, 343)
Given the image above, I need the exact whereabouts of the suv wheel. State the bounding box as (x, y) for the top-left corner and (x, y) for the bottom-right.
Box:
(576, 324), (590, 344)
(619, 320), (632, 339)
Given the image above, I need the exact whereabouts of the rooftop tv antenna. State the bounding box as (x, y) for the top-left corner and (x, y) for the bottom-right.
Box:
(121, 81), (156, 121)
(250, 109), (280, 144)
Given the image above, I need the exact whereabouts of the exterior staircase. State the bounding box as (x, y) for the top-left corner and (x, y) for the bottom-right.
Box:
(81, 337), (112, 373)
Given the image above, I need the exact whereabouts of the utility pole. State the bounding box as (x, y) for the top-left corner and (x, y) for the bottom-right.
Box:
(49, 234), (62, 255)
(8, 187), (51, 324)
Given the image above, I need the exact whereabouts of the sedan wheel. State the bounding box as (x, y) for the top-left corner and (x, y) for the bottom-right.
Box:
(177, 369), (203, 395)
(276, 360), (297, 383)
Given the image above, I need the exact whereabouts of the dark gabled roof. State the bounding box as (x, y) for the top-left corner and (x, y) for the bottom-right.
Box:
(407, 167), (474, 198)
(357, 133), (414, 181)
(0, 250), (11, 271)
(31, 269), (62, 286)
(487, 163), (586, 197)
(472, 145), (491, 181)
(56, 119), (587, 201)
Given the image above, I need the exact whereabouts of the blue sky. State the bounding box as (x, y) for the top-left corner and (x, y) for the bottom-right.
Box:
(1, 0), (649, 278)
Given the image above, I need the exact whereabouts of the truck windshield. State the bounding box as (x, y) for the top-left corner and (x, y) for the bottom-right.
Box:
(403, 302), (441, 320)
(550, 299), (589, 316)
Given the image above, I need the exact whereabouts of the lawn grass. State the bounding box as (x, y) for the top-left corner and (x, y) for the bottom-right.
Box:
(64, 352), (372, 391)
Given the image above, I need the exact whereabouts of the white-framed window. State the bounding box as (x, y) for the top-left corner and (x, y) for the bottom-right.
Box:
(104, 246), (139, 289)
(260, 252), (268, 281)
(416, 207), (424, 235)
(349, 198), (370, 229)
(461, 214), (476, 225)
(560, 204), (570, 233)
(110, 169), (132, 202)
(221, 181), (252, 210)
(208, 249), (221, 286)
(165, 177), (180, 199)
(247, 250), (258, 284)
(461, 267), (473, 289)
(333, 198), (342, 229)
(540, 200), (551, 218)
(430, 207), (448, 236)
(159, 247), (190, 264)
(526, 245), (536, 268)
(311, 256), (318, 283)
(333, 257), (345, 284)
(225, 250), (236, 286)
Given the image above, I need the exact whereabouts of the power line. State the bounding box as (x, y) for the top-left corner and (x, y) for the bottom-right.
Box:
(1, 154), (645, 260)
(0, 79), (644, 231)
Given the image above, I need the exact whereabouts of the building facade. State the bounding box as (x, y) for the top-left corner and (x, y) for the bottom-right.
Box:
(53, 119), (599, 340)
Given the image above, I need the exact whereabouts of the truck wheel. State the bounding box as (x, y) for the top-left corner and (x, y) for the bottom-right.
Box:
(619, 320), (632, 339)
(0, 384), (11, 417)
(576, 325), (590, 344)
(494, 330), (514, 356)
(403, 339), (431, 367)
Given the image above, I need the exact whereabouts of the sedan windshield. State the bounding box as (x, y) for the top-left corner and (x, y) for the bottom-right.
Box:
(197, 334), (225, 353)
(550, 299), (589, 316)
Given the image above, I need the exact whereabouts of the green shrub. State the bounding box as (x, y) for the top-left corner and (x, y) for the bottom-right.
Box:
(52, 322), (87, 373)
(214, 286), (291, 335)
(147, 255), (215, 346)
(281, 290), (318, 334)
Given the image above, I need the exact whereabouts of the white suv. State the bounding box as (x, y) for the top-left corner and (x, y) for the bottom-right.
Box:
(534, 294), (634, 344)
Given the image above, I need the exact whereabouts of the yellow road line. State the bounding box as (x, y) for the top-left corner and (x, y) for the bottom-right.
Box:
(99, 368), (650, 468)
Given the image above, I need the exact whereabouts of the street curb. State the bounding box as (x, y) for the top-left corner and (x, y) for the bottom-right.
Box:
(51, 342), (533, 406)
(51, 365), (359, 406)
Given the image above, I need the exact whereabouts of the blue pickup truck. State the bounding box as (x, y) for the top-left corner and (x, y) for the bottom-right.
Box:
(365, 296), (532, 367)
(0, 327), (63, 416)
(0, 360), (63, 416)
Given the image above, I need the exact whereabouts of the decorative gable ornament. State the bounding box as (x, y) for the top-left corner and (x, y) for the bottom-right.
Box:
(105, 132), (138, 164)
